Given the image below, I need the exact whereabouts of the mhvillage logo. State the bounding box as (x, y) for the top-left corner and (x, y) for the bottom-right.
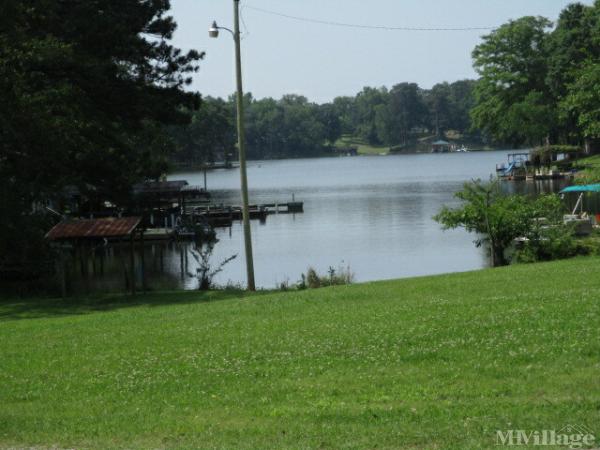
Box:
(496, 424), (596, 448)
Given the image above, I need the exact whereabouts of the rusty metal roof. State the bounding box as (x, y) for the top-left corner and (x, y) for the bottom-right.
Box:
(45, 217), (141, 240)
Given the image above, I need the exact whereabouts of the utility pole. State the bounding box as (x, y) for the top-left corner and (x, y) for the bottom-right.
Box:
(209, 1), (256, 291)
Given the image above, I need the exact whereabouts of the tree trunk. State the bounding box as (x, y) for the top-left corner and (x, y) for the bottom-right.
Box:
(490, 244), (507, 267)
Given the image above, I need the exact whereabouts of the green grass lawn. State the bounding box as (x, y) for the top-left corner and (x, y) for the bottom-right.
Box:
(577, 155), (600, 168)
(1, 257), (600, 449)
(335, 136), (389, 155)
(574, 154), (600, 184)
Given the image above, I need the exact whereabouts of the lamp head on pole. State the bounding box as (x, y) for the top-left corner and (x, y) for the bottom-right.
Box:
(209, 21), (219, 38)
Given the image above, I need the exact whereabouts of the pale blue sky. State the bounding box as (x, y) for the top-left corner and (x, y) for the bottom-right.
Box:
(170, 0), (592, 103)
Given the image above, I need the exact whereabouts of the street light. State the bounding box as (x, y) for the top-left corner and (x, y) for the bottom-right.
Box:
(208, 21), (220, 38)
(209, 1), (256, 291)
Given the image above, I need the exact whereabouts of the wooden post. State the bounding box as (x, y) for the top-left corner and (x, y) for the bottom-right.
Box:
(184, 243), (188, 273)
(179, 244), (184, 281)
(82, 243), (90, 294)
(58, 247), (67, 299)
(117, 246), (128, 290)
(99, 247), (104, 276)
(152, 244), (157, 271)
(91, 246), (97, 276)
(160, 244), (164, 273)
(140, 229), (146, 293)
(78, 243), (85, 276)
(130, 234), (136, 296)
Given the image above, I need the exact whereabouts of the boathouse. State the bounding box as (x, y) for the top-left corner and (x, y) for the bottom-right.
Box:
(431, 140), (450, 153)
(133, 180), (209, 206)
(45, 217), (144, 297)
(133, 180), (210, 228)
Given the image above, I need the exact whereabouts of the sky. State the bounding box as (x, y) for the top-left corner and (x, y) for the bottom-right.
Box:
(169, 0), (592, 104)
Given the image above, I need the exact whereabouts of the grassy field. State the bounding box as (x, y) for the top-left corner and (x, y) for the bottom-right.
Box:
(335, 136), (389, 155)
(1, 257), (600, 449)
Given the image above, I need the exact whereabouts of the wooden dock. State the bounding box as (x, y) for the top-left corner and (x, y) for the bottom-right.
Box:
(143, 228), (174, 241)
(185, 201), (304, 227)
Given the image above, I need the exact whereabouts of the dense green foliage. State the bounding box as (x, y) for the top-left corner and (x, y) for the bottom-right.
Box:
(513, 223), (597, 264)
(169, 97), (234, 167)
(530, 144), (583, 167)
(562, 61), (600, 139)
(171, 93), (342, 162)
(472, 1), (600, 147)
(326, 80), (477, 148)
(1, 0), (201, 202)
(0, 0), (202, 279)
(171, 80), (477, 163)
(472, 17), (555, 147)
(434, 180), (567, 266)
(244, 94), (337, 159)
(1, 257), (599, 448)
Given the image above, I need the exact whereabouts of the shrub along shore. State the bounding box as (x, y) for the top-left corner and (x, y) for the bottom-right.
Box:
(1, 256), (599, 449)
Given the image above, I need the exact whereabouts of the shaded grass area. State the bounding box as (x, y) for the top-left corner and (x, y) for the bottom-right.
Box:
(0, 289), (262, 322)
(1, 258), (600, 449)
(334, 135), (496, 155)
(335, 135), (389, 155)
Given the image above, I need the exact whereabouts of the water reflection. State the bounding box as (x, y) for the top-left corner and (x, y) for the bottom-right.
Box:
(70, 151), (575, 291)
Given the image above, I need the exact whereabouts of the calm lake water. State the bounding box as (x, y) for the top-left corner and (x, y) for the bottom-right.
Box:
(163, 150), (565, 289)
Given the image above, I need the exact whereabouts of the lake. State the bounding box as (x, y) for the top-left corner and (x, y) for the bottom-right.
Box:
(166, 150), (565, 289)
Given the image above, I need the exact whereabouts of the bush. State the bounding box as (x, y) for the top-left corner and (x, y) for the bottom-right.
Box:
(514, 226), (600, 264)
(299, 265), (354, 289)
(188, 240), (237, 290)
(434, 180), (567, 266)
(513, 224), (578, 263)
(573, 235), (600, 256)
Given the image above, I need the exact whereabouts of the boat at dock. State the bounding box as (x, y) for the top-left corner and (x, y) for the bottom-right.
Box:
(496, 151), (577, 182)
(496, 152), (530, 180)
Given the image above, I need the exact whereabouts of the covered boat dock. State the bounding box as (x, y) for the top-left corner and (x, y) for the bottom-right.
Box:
(45, 217), (145, 296)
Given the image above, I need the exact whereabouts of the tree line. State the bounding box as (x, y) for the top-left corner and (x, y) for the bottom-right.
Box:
(471, 1), (600, 148)
(170, 79), (478, 163)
